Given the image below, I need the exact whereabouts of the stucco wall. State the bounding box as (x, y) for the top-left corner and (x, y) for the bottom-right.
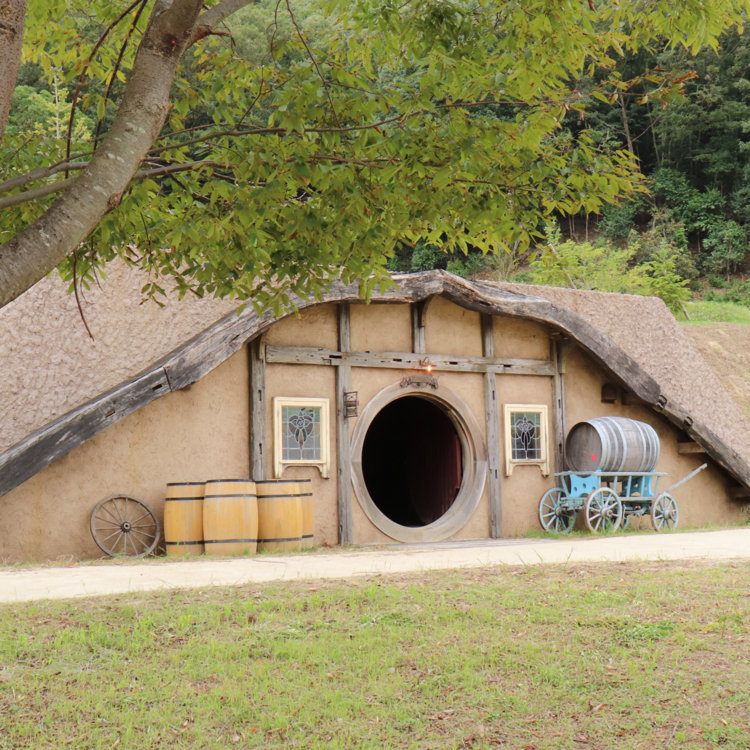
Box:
(264, 362), (338, 545)
(497, 374), (555, 536)
(424, 296), (483, 356)
(350, 303), (412, 352)
(0, 351), (249, 563)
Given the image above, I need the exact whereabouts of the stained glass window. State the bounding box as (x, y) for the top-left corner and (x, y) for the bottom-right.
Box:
(282, 405), (321, 461)
(274, 397), (330, 478)
(504, 404), (549, 476)
(511, 411), (542, 461)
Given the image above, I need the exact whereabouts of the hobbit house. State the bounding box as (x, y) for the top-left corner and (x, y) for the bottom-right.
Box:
(0, 265), (749, 561)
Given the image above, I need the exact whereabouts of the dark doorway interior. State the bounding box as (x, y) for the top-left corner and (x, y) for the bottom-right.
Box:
(362, 396), (463, 527)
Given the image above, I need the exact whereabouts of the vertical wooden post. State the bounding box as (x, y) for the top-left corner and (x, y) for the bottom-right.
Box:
(336, 303), (353, 544)
(249, 336), (266, 480)
(482, 314), (503, 538)
(411, 300), (427, 354)
(551, 337), (567, 475)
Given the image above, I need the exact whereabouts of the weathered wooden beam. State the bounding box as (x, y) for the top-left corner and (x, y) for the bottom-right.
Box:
(677, 441), (707, 455)
(336, 304), (354, 545)
(481, 315), (502, 538)
(249, 336), (266, 480)
(0, 369), (170, 497)
(551, 339), (568, 474)
(265, 345), (556, 376)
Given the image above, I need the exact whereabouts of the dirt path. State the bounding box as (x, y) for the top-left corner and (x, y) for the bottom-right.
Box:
(1, 528), (749, 604)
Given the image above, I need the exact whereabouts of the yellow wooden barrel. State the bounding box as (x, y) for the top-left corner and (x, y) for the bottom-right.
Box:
(164, 482), (205, 556)
(298, 479), (314, 549)
(256, 480), (303, 552)
(202, 479), (258, 556)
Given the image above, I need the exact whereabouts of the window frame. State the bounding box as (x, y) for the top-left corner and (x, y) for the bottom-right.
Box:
(273, 396), (330, 478)
(503, 404), (550, 476)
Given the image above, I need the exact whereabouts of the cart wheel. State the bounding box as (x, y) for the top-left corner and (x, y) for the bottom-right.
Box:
(583, 487), (623, 533)
(90, 495), (161, 557)
(651, 492), (679, 531)
(538, 488), (576, 533)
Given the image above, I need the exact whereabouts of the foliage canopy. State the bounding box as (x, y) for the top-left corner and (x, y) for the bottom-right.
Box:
(1, 0), (749, 312)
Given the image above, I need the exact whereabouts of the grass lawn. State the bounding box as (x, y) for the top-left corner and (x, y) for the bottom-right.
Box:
(682, 300), (750, 323)
(1, 560), (749, 749)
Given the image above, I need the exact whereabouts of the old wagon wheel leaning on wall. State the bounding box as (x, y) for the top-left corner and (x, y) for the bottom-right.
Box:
(90, 495), (161, 557)
(583, 486), (623, 533)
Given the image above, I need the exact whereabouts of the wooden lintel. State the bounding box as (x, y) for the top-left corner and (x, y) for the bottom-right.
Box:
(265, 344), (555, 377)
(677, 441), (707, 454)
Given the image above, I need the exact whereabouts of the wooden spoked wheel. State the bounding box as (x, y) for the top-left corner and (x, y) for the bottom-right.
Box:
(583, 487), (623, 533)
(651, 492), (679, 531)
(90, 495), (161, 557)
(538, 488), (576, 533)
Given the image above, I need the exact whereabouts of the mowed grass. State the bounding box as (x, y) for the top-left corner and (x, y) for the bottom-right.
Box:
(1, 561), (749, 749)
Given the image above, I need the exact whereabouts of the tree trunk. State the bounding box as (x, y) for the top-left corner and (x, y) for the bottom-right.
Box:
(0, 0), (26, 144)
(619, 93), (635, 157)
(0, 0), (205, 309)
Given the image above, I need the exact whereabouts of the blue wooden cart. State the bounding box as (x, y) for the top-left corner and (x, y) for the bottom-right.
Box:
(538, 463), (707, 533)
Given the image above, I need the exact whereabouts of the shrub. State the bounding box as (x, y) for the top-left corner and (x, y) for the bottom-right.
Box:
(527, 226), (690, 313)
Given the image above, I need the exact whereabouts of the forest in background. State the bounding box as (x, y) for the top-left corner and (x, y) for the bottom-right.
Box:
(389, 23), (750, 315)
(6, 1), (750, 316)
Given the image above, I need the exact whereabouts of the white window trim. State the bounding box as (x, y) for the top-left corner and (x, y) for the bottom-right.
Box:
(273, 397), (330, 479)
(503, 404), (549, 477)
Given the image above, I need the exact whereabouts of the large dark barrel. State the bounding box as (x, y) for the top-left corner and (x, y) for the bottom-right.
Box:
(566, 417), (660, 473)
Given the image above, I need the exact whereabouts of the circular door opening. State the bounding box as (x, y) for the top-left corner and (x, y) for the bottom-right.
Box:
(351, 382), (487, 543)
(362, 396), (463, 527)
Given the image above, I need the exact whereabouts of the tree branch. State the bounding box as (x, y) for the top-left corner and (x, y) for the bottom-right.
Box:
(191, 0), (258, 42)
(0, 159), (89, 195)
(0, 174), (79, 210)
